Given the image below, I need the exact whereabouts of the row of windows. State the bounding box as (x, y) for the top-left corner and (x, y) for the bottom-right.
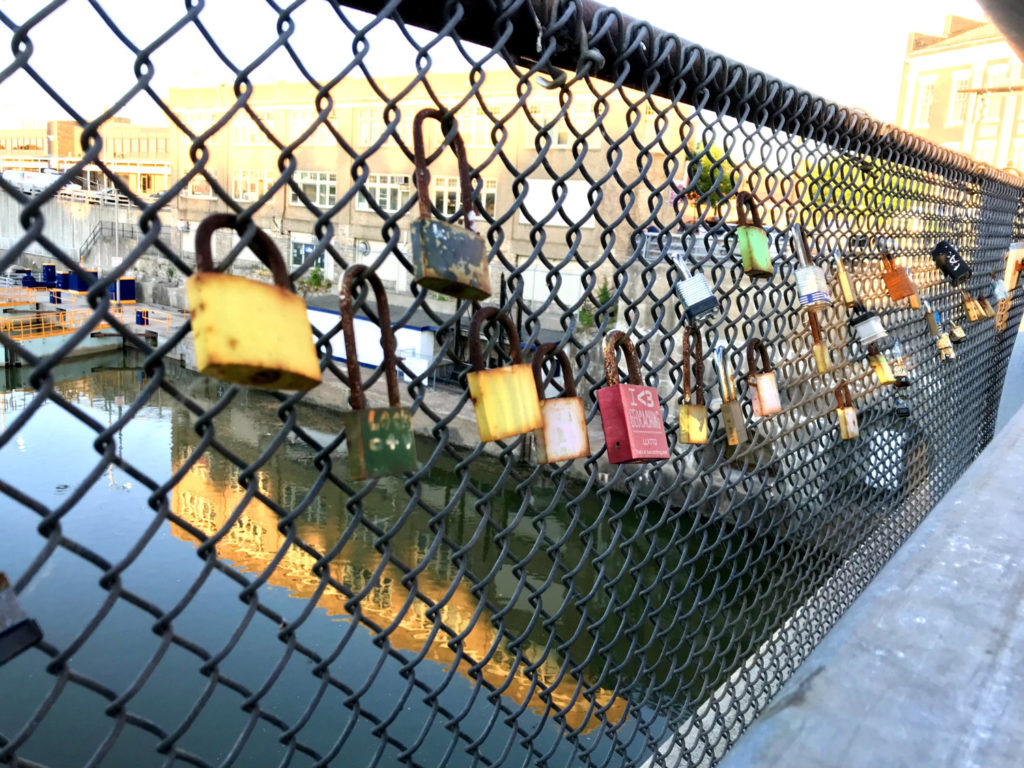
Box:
(187, 169), (498, 215)
(913, 63), (1012, 129)
(104, 136), (169, 156)
(0, 134), (45, 151)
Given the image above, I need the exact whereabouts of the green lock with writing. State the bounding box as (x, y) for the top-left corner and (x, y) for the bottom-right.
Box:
(340, 266), (418, 481)
(735, 191), (773, 278)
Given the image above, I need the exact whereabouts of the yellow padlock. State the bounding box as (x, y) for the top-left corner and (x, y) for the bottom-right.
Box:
(834, 383), (859, 440)
(466, 308), (543, 442)
(531, 343), (591, 464)
(186, 214), (321, 390)
(807, 307), (829, 374)
(679, 326), (709, 445)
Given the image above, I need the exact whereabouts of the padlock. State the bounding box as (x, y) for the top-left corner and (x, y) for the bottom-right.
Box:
(833, 247), (858, 307)
(924, 301), (941, 336)
(466, 307), (543, 442)
(950, 318), (967, 344)
(0, 572), (42, 666)
(867, 342), (895, 385)
(714, 343), (748, 446)
(807, 308), (829, 373)
(937, 331), (956, 361)
(962, 291), (982, 322)
(931, 240), (972, 285)
(678, 326), (709, 445)
(879, 239), (916, 302)
(735, 191), (773, 277)
(992, 272), (1010, 301)
(834, 383), (859, 440)
(996, 298), (1011, 332)
(531, 343), (591, 464)
(891, 339), (910, 388)
(339, 266), (418, 481)
(790, 222), (832, 309)
(596, 331), (670, 463)
(849, 303), (888, 345)
(671, 253), (719, 320)
(977, 295), (996, 318)
(409, 109), (491, 301)
(187, 214), (321, 391)
(746, 337), (782, 417)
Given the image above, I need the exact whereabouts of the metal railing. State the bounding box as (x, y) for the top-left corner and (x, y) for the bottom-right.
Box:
(1, 2), (1023, 768)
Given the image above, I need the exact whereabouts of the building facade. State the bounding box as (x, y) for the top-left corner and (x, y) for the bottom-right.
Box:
(896, 15), (1023, 169)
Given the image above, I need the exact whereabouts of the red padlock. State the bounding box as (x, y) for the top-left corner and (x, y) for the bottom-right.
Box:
(596, 331), (670, 464)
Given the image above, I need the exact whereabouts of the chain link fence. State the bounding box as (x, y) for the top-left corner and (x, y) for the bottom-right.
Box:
(2, 1), (1023, 767)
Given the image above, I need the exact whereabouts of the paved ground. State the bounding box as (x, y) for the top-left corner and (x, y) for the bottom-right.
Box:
(720, 385), (1024, 768)
(996, 327), (1024, 433)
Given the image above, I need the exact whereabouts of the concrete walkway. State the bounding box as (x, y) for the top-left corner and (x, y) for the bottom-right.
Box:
(719, 403), (1024, 768)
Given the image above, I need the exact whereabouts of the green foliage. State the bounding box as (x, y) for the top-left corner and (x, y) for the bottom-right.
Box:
(596, 277), (616, 320)
(802, 154), (902, 233)
(686, 143), (738, 205)
(578, 306), (595, 330)
(308, 265), (324, 288)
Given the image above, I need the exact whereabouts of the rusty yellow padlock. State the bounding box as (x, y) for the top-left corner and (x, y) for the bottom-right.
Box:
(679, 326), (709, 445)
(746, 337), (781, 417)
(467, 308), (542, 442)
(339, 266), (418, 481)
(834, 383), (859, 440)
(410, 109), (491, 301)
(867, 342), (895, 386)
(531, 343), (591, 464)
(807, 308), (829, 374)
(186, 213), (321, 390)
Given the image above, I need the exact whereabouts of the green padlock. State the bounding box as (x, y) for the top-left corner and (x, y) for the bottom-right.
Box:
(409, 108), (491, 301)
(735, 191), (773, 278)
(340, 266), (418, 481)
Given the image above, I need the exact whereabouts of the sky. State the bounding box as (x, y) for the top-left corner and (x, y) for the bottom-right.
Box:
(0, 0), (992, 127)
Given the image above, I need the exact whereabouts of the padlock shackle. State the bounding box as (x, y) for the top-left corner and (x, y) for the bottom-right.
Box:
(532, 343), (578, 400)
(603, 330), (643, 386)
(194, 213), (291, 288)
(807, 307), (823, 345)
(745, 337), (772, 376)
(682, 326), (705, 406)
(413, 108), (475, 231)
(339, 265), (401, 411)
(835, 382), (854, 409)
(671, 253), (693, 279)
(789, 222), (814, 268)
(469, 307), (524, 371)
(713, 342), (736, 401)
(735, 191), (764, 229)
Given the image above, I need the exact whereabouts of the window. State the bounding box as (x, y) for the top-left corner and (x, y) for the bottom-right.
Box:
(356, 173), (410, 213)
(527, 102), (596, 148)
(913, 79), (935, 128)
(1013, 141), (1024, 170)
(288, 109), (333, 146)
(458, 105), (493, 148)
(949, 71), (972, 125)
(984, 64), (1009, 122)
(432, 176), (497, 217)
(231, 111), (275, 145)
(974, 140), (997, 165)
(289, 170), (337, 207)
(185, 170), (218, 199)
(232, 169), (270, 202)
(356, 107), (386, 147)
(140, 174), (153, 193)
(290, 241), (325, 269)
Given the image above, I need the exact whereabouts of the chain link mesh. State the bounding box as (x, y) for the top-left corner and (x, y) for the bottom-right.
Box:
(2, 1), (1023, 767)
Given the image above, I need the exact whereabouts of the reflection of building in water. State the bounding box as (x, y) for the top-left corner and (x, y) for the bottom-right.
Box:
(167, 411), (626, 733)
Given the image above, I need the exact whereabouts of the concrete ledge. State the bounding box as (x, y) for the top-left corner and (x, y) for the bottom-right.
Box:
(719, 405), (1024, 768)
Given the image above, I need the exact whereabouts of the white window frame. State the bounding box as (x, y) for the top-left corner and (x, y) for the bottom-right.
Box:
(232, 169), (271, 202)
(289, 170), (337, 208)
(231, 111), (275, 145)
(288, 109), (334, 146)
(1013, 141), (1024, 171)
(948, 70), (973, 126)
(431, 176), (497, 217)
(974, 139), (998, 165)
(526, 102), (597, 149)
(984, 64), (1010, 123)
(356, 106), (386, 147)
(912, 76), (936, 129)
(356, 173), (410, 213)
(184, 170), (218, 199)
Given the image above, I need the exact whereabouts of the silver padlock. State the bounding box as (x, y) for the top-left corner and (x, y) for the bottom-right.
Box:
(671, 253), (718, 320)
(790, 223), (832, 309)
(849, 303), (888, 345)
(0, 572), (42, 666)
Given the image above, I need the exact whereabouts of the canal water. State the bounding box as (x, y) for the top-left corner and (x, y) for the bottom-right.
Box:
(0, 350), (798, 767)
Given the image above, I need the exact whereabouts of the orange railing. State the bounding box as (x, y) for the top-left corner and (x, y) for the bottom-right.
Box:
(0, 306), (133, 341)
(0, 286), (43, 307)
(134, 308), (175, 334)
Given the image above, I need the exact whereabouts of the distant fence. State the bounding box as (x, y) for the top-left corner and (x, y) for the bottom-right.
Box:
(1, 1), (1023, 768)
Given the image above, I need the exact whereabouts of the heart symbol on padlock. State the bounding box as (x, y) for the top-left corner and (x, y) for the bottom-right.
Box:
(636, 389), (656, 408)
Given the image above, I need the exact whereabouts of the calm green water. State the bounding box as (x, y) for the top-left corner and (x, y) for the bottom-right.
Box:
(0, 351), (795, 767)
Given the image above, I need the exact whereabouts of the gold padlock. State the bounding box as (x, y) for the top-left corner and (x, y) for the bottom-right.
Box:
(807, 307), (829, 374)
(186, 214), (321, 391)
(679, 326), (709, 445)
(531, 343), (591, 464)
(834, 383), (859, 440)
(466, 308), (543, 442)
(962, 290), (981, 322)
(867, 342), (895, 386)
(746, 337), (781, 417)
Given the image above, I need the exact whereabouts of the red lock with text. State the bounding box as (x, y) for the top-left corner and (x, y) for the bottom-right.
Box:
(596, 331), (670, 464)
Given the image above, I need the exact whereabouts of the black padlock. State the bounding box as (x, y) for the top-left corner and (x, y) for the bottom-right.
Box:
(0, 572), (42, 666)
(931, 240), (972, 286)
